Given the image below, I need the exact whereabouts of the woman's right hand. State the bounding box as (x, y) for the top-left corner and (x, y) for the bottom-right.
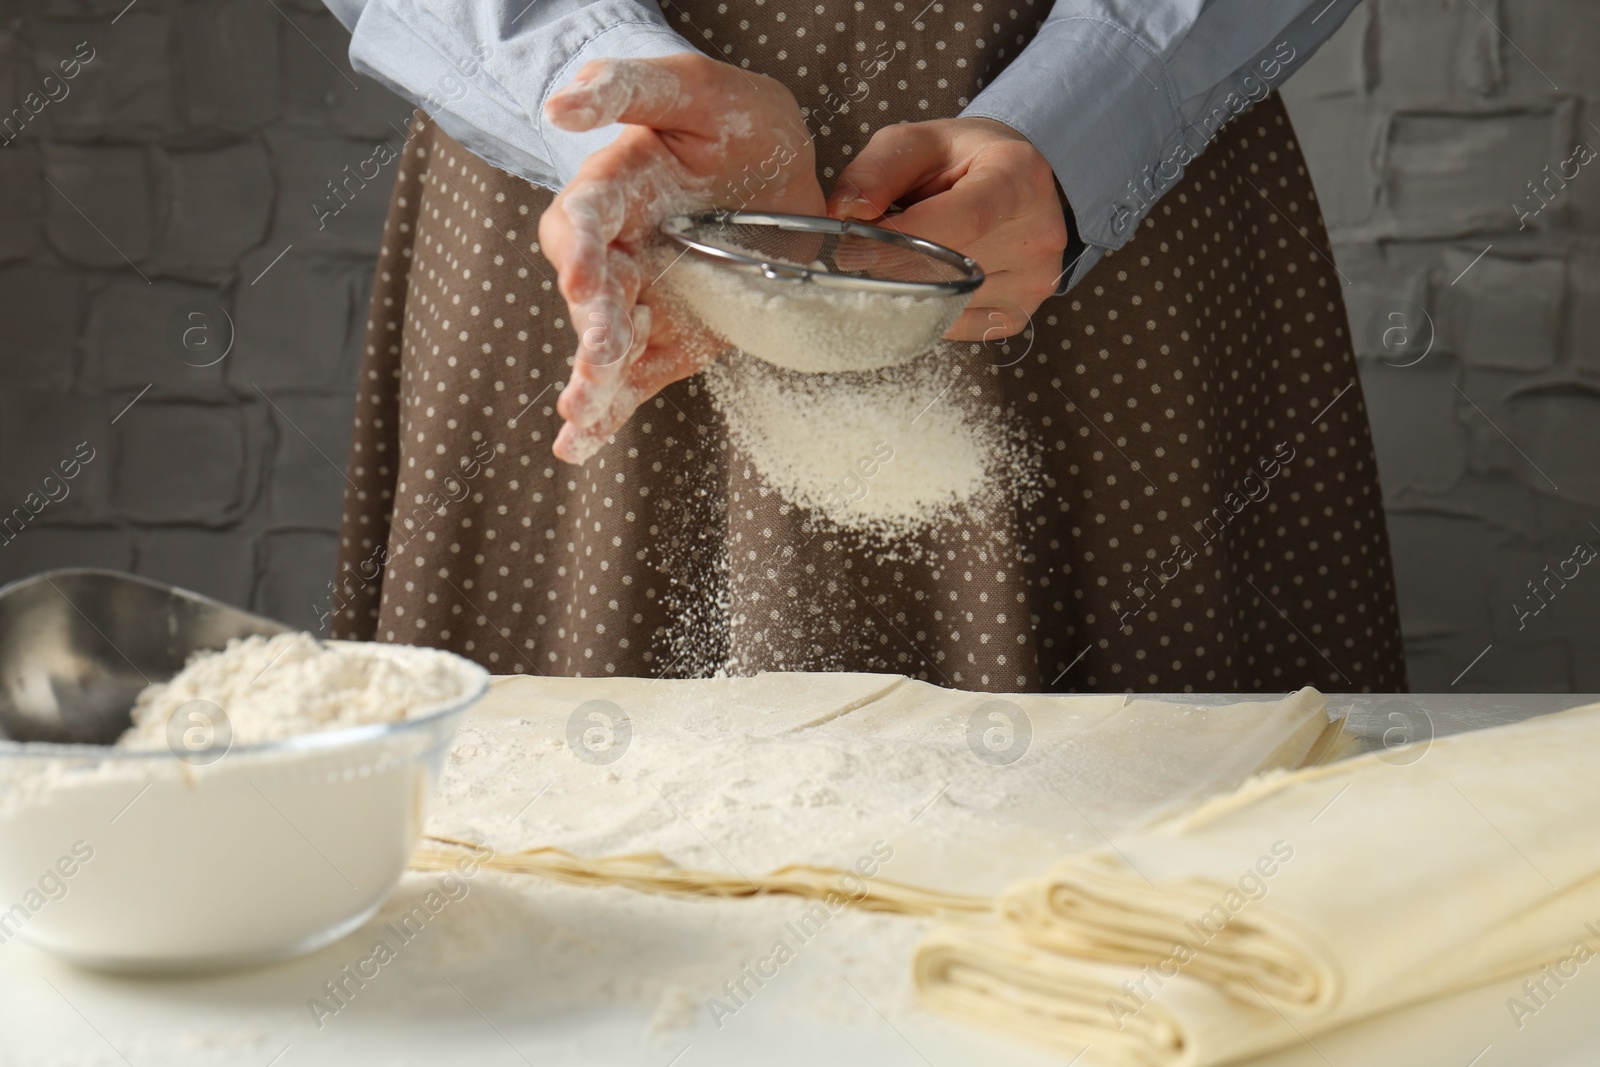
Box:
(539, 54), (825, 463)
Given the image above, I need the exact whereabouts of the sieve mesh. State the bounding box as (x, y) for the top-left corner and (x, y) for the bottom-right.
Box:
(661, 212), (983, 293)
(683, 218), (965, 285)
(656, 211), (984, 373)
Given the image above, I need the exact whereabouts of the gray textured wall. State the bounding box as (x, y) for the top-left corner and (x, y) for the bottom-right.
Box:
(1280, 0), (1599, 692)
(0, 0), (404, 632)
(0, 0), (1593, 690)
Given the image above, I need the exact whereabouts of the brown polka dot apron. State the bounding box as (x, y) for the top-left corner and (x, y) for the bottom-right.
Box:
(331, 2), (1408, 694)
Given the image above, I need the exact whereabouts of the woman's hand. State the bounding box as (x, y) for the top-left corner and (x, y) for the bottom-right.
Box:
(826, 117), (1069, 341)
(540, 54), (824, 463)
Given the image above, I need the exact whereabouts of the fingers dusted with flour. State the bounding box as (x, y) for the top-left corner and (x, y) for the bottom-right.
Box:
(829, 117), (1069, 342)
(553, 296), (723, 465)
(540, 131), (671, 310)
(540, 54), (825, 464)
(544, 57), (692, 133)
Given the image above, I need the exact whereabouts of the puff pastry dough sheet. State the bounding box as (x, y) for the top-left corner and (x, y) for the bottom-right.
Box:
(914, 699), (1600, 1067)
(422, 676), (1335, 903)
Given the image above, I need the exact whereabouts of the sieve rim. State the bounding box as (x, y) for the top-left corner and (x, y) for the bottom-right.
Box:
(659, 211), (984, 297)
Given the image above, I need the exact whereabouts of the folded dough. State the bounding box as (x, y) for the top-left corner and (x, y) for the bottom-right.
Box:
(913, 699), (1600, 1067)
(411, 836), (990, 916)
(915, 923), (1255, 1067)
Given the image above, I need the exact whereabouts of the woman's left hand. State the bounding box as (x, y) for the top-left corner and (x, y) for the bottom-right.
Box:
(826, 117), (1069, 341)
(539, 55), (823, 465)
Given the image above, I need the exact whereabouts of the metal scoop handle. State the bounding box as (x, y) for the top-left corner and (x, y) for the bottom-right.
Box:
(0, 569), (288, 744)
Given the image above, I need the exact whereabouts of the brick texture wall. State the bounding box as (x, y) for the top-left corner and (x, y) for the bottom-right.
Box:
(0, 0), (1592, 689)
(1281, 0), (1599, 691)
(0, 0), (406, 632)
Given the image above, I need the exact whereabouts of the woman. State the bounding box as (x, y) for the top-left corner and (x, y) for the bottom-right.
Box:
(322, 0), (1407, 693)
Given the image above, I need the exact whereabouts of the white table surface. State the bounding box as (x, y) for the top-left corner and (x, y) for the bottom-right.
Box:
(2, 692), (1595, 1067)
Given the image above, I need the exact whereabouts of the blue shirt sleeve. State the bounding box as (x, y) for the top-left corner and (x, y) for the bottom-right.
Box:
(961, 0), (1363, 290)
(328, 0), (1359, 282)
(332, 0), (696, 190)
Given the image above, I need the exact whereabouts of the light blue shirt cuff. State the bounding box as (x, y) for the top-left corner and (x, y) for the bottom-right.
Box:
(345, 0), (694, 191)
(964, 0), (1360, 290)
(962, 15), (1178, 258)
(491, 16), (695, 185)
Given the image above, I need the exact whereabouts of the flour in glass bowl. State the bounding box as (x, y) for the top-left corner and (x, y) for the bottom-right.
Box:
(117, 632), (479, 749)
(0, 633), (486, 987)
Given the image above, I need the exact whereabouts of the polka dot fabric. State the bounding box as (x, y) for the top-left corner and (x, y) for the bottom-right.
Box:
(332, 1), (1407, 694)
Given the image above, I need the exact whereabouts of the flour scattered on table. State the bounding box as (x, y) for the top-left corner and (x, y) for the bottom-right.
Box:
(404, 677), (1245, 1041)
(416, 691), (1027, 1038)
(117, 633), (479, 748)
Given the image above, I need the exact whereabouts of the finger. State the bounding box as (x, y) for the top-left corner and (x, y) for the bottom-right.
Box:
(604, 299), (725, 427)
(569, 247), (645, 377)
(537, 127), (656, 268)
(828, 123), (953, 221)
(545, 123), (686, 303)
(546, 181), (628, 305)
(554, 418), (616, 465)
(946, 303), (1034, 342)
(888, 161), (1018, 256)
(620, 326), (714, 403)
(547, 54), (754, 139)
(829, 218), (945, 276)
(553, 299), (722, 462)
(556, 251), (643, 435)
(559, 302), (651, 425)
(975, 258), (1063, 305)
(546, 56), (689, 132)
(556, 358), (706, 462)
(553, 306), (658, 463)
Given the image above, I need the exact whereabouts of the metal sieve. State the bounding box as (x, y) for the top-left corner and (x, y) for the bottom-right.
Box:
(657, 211), (984, 372)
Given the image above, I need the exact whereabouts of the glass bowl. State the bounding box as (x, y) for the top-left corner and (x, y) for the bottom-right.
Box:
(0, 645), (488, 974)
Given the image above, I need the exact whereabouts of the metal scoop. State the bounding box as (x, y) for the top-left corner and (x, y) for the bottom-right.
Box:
(0, 569), (287, 745)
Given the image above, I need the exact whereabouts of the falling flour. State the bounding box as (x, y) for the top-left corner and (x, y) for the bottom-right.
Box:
(699, 347), (1038, 540)
(117, 632), (478, 749)
(647, 235), (1034, 539)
